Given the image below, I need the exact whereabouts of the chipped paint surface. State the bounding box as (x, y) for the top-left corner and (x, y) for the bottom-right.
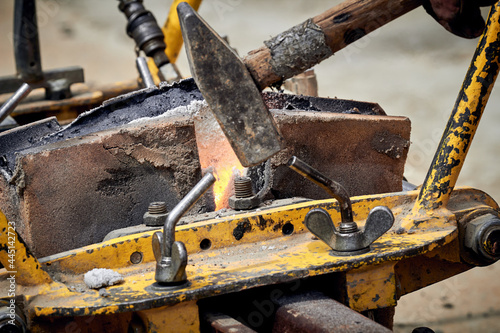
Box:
(414, 4), (500, 214)
(346, 262), (397, 311)
(0, 210), (52, 285)
(138, 301), (200, 333)
(0, 187), (495, 320)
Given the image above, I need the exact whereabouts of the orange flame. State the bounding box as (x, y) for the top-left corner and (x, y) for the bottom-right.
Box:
(198, 142), (245, 210)
(194, 105), (245, 210)
(212, 161), (245, 210)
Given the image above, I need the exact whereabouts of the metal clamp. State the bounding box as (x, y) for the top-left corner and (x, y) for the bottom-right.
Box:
(288, 156), (394, 255)
(305, 207), (394, 255)
(153, 172), (215, 288)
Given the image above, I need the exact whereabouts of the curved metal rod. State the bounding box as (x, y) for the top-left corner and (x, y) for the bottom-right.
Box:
(163, 172), (216, 256)
(288, 156), (353, 223)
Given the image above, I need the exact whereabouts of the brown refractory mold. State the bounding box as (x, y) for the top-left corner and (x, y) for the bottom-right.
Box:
(0, 79), (410, 257)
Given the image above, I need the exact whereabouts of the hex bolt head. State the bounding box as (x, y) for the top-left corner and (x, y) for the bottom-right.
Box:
(228, 195), (261, 210)
(464, 213), (500, 262)
(228, 176), (260, 210)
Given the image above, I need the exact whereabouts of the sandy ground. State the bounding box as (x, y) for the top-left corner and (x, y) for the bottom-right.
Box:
(1, 0), (499, 332)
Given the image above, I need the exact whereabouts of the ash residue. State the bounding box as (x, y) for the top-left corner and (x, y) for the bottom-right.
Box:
(84, 268), (124, 289)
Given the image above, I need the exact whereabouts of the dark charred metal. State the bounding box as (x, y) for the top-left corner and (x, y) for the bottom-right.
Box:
(261, 91), (386, 115)
(0, 78), (203, 178)
(178, 2), (284, 167)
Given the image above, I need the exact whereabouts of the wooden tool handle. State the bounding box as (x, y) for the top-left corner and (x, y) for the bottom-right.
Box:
(244, 0), (422, 90)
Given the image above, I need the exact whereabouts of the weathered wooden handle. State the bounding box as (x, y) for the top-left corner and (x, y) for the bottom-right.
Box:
(244, 0), (422, 90)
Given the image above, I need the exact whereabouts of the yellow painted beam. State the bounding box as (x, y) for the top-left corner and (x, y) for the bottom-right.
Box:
(415, 4), (500, 214)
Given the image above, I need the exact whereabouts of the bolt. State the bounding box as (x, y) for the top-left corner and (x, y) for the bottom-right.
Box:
(148, 202), (167, 214)
(0, 300), (26, 332)
(229, 177), (260, 210)
(338, 222), (358, 234)
(483, 229), (500, 257)
(144, 202), (168, 226)
(464, 213), (500, 262)
(130, 251), (143, 264)
(234, 176), (254, 198)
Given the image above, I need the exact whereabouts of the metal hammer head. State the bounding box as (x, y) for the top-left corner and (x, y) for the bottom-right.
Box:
(177, 2), (283, 167)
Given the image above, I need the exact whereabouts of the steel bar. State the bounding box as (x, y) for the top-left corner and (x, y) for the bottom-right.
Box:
(0, 67), (84, 95)
(0, 83), (32, 123)
(203, 312), (257, 333)
(415, 3), (500, 212)
(163, 172), (216, 257)
(136, 57), (155, 88)
(272, 291), (392, 332)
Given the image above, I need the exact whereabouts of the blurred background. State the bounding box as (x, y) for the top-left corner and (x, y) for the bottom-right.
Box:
(0, 1), (499, 332)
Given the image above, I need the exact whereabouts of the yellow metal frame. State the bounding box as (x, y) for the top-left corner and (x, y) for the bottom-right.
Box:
(0, 2), (499, 332)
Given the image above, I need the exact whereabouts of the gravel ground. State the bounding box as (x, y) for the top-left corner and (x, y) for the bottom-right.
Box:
(1, 1), (499, 332)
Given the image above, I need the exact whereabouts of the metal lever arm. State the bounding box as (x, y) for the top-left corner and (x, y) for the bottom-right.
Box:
(288, 156), (394, 255)
(154, 172), (215, 286)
